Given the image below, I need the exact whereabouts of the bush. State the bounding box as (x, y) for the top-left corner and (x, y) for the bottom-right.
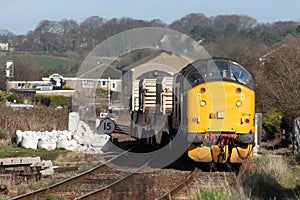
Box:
(6, 93), (24, 104)
(34, 94), (70, 107)
(0, 91), (7, 103)
(62, 84), (72, 90)
(263, 108), (283, 140)
(96, 88), (109, 98)
(34, 94), (50, 106)
(49, 95), (70, 107)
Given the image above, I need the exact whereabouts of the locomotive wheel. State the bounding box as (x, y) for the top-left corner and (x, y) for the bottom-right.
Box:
(141, 128), (147, 143)
(132, 126), (138, 138)
(146, 129), (156, 146)
(160, 131), (170, 148)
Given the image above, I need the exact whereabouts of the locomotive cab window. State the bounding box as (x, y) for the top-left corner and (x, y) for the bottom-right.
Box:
(188, 64), (207, 84)
(211, 61), (229, 78)
(185, 59), (254, 89)
(231, 64), (254, 89)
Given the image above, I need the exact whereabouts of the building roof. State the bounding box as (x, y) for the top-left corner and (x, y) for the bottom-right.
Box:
(122, 51), (189, 72)
(121, 51), (190, 79)
(49, 73), (63, 79)
(76, 65), (122, 79)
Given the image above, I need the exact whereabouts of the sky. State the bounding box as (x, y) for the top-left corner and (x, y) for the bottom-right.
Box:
(1, 0), (300, 35)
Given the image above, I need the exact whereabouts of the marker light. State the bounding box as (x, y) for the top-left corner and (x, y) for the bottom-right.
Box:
(236, 100), (242, 107)
(200, 100), (206, 107)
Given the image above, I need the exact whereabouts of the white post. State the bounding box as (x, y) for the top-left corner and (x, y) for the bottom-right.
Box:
(108, 77), (111, 110)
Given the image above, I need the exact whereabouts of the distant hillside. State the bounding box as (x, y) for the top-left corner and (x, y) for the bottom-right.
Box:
(0, 54), (82, 77)
(0, 13), (300, 56)
(32, 55), (82, 76)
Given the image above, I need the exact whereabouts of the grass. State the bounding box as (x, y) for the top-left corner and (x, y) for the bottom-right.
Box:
(192, 188), (241, 200)
(46, 194), (66, 200)
(32, 55), (80, 72)
(192, 154), (300, 200)
(0, 143), (70, 161)
(0, 54), (81, 76)
(0, 141), (96, 199)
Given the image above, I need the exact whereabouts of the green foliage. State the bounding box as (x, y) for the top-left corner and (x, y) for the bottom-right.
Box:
(194, 189), (225, 200)
(32, 55), (81, 75)
(296, 25), (300, 35)
(49, 95), (70, 107)
(0, 91), (7, 103)
(34, 94), (50, 106)
(62, 85), (72, 90)
(34, 94), (70, 107)
(47, 194), (66, 200)
(0, 128), (8, 139)
(224, 23), (238, 36)
(6, 93), (24, 104)
(263, 108), (283, 140)
(193, 188), (240, 200)
(190, 26), (217, 43)
(0, 144), (69, 160)
(0, 129), (7, 134)
(260, 31), (281, 45)
(96, 88), (109, 98)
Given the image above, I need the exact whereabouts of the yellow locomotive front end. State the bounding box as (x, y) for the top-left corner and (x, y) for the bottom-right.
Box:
(183, 58), (255, 166)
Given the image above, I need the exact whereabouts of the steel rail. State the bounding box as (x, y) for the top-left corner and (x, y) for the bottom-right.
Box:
(11, 148), (134, 200)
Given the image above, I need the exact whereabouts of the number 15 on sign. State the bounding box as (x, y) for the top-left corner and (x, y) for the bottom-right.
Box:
(99, 118), (115, 134)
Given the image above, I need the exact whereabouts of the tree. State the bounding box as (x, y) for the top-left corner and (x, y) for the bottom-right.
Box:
(260, 38), (300, 131)
(190, 26), (217, 43)
(224, 23), (238, 35)
(169, 13), (210, 34)
(259, 31), (281, 45)
(296, 25), (300, 35)
(13, 54), (41, 81)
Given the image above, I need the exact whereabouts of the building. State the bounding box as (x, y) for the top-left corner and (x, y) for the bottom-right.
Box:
(8, 81), (46, 90)
(0, 43), (9, 51)
(41, 69), (122, 92)
(8, 69), (122, 98)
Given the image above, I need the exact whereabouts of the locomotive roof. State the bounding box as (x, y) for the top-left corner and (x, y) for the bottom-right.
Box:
(180, 57), (255, 90)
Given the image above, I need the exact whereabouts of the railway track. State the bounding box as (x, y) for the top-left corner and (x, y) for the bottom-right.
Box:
(10, 151), (196, 200)
(77, 168), (193, 200)
(10, 148), (140, 200)
(156, 168), (199, 200)
(171, 171), (238, 199)
(114, 124), (131, 134)
(9, 123), (245, 200)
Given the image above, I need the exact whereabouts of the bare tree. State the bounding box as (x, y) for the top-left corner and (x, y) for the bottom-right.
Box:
(261, 37), (300, 129)
(13, 54), (41, 81)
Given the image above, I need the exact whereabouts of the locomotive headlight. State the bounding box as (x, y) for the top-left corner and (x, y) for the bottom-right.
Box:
(200, 100), (206, 107)
(236, 100), (242, 107)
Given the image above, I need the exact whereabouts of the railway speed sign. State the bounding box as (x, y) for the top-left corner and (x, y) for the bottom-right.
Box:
(99, 118), (115, 134)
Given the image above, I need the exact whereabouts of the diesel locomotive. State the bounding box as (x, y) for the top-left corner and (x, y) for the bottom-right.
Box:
(130, 58), (255, 169)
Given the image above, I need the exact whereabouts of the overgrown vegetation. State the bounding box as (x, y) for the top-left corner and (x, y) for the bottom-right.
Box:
(33, 94), (70, 107)
(193, 188), (242, 200)
(193, 155), (300, 200)
(6, 93), (24, 104)
(262, 108), (284, 140)
(0, 103), (68, 140)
